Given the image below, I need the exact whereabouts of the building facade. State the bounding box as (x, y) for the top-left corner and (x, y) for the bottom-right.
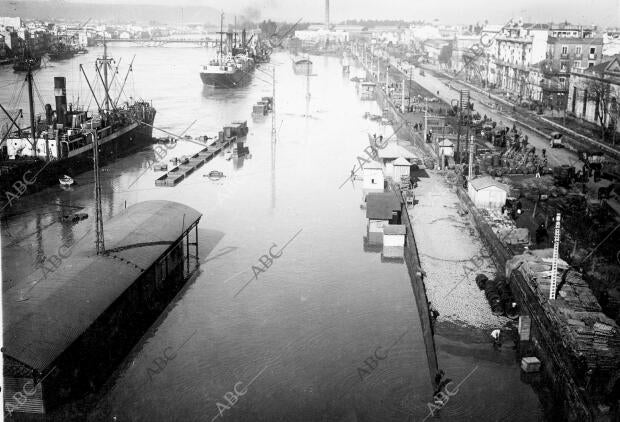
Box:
(566, 57), (620, 140)
(490, 23), (548, 102)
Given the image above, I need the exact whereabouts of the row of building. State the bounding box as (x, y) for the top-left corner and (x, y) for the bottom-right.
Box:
(346, 19), (619, 141)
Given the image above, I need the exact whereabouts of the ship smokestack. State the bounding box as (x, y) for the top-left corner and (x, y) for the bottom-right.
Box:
(54, 77), (67, 126)
(45, 104), (52, 125)
(325, 0), (330, 29)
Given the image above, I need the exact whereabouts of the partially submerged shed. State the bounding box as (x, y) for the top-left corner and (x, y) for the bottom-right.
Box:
(3, 200), (202, 414)
(366, 192), (401, 244)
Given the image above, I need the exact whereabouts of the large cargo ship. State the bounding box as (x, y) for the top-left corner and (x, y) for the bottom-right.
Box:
(200, 54), (254, 88)
(199, 14), (256, 88)
(0, 45), (155, 196)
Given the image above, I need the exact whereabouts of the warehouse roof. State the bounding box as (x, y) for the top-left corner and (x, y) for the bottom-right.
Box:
(4, 200), (202, 371)
(469, 176), (510, 192)
(366, 192), (401, 220)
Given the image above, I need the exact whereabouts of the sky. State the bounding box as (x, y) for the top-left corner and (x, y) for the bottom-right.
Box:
(4, 0), (620, 26)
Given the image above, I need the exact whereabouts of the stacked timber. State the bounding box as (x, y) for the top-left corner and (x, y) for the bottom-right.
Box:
(506, 250), (620, 375)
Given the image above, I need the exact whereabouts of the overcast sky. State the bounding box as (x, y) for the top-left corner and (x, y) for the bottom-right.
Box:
(7, 0), (620, 26)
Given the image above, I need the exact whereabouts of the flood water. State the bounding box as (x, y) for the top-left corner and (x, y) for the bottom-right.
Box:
(1, 46), (543, 421)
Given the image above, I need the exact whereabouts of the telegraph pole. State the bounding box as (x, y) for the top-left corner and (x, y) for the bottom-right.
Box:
(271, 66), (276, 209)
(91, 131), (105, 254)
(549, 213), (561, 300)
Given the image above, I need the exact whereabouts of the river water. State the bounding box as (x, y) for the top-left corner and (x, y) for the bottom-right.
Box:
(1, 46), (543, 421)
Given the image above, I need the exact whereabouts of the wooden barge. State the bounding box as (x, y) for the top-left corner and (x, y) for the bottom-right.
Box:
(155, 121), (248, 187)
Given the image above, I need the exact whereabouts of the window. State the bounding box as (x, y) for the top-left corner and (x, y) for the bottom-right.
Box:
(575, 46), (582, 55)
(573, 61), (580, 69)
(590, 47), (596, 54)
(588, 62), (594, 68)
(561, 45), (568, 54)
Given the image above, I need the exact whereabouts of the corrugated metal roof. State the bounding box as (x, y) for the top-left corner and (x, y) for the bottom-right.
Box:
(469, 176), (510, 192)
(366, 192), (401, 220)
(4, 200), (202, 371)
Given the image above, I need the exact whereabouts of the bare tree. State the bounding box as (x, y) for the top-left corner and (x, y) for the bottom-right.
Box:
(586, 77), (613, 143)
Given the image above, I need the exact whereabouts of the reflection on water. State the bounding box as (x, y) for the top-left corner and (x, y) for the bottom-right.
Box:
(1, 47), (543, 421)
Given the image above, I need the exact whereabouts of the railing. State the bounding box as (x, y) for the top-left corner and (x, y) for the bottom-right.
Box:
(560, 53), (569, 59)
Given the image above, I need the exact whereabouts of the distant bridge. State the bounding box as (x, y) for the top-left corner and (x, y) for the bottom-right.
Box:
(104, 37), (219, 47)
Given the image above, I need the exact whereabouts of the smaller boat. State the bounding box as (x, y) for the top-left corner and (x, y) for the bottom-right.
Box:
(292, 57), (312, 75)
(59, 175), (74, 186)
(61, 212), (88, 223)
(224, 150), (232, 160)
(205, 170), (225, 180)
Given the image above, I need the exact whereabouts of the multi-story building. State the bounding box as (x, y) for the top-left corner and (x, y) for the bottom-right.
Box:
(536, 24), (605, 107)
(566, 57), (620, 140)
(489, 22), (549, 101)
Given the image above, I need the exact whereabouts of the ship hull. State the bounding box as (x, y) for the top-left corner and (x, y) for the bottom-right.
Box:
(199, 69), (252, 88)
(0, 114), (156, 199)
(293, 60), (312, 75)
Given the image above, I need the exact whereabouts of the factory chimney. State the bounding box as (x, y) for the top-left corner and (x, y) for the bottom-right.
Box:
(325, 0), (330, 30)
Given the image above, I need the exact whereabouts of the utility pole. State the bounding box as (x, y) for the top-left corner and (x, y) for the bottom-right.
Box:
(424, 98), (428, 143)
(91, 131), (105, 254)
(408, 68), (412, 108)
(549, 213), (561, 300)
(401, 76), (405, 113)
(468, 136), (474, 180)
(271, 66), (276, 209)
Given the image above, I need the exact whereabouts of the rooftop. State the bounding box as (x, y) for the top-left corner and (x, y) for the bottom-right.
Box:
(4, 200), (202, 371)
(366, 192), (401, 220)
(383, 224), (406, 235)
(469, 176), (510, 192)
(377, 142), (417, 159)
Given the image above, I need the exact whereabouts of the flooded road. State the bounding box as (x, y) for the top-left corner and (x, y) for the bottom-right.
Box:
(1, 47), (543, 420)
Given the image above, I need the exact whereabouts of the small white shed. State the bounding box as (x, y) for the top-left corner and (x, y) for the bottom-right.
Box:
(393, 157), (411, 183)
(363, 161), (384, 191)
(468, 176), (509, 209)
(377, 142), (417, 179)
(383, 224), (406, 258)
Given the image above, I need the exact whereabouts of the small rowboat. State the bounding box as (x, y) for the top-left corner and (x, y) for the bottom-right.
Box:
(59, 175), (74, 186)
(204, 170), (225, 181)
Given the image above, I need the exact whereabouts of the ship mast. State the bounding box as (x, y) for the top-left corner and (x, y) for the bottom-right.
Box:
(26, 61), (37, 151)
(97, 36), (113, 113)
(218, 12), (224, 60)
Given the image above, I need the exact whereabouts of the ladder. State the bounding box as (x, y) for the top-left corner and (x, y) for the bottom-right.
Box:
(549, 213), (561, 300)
